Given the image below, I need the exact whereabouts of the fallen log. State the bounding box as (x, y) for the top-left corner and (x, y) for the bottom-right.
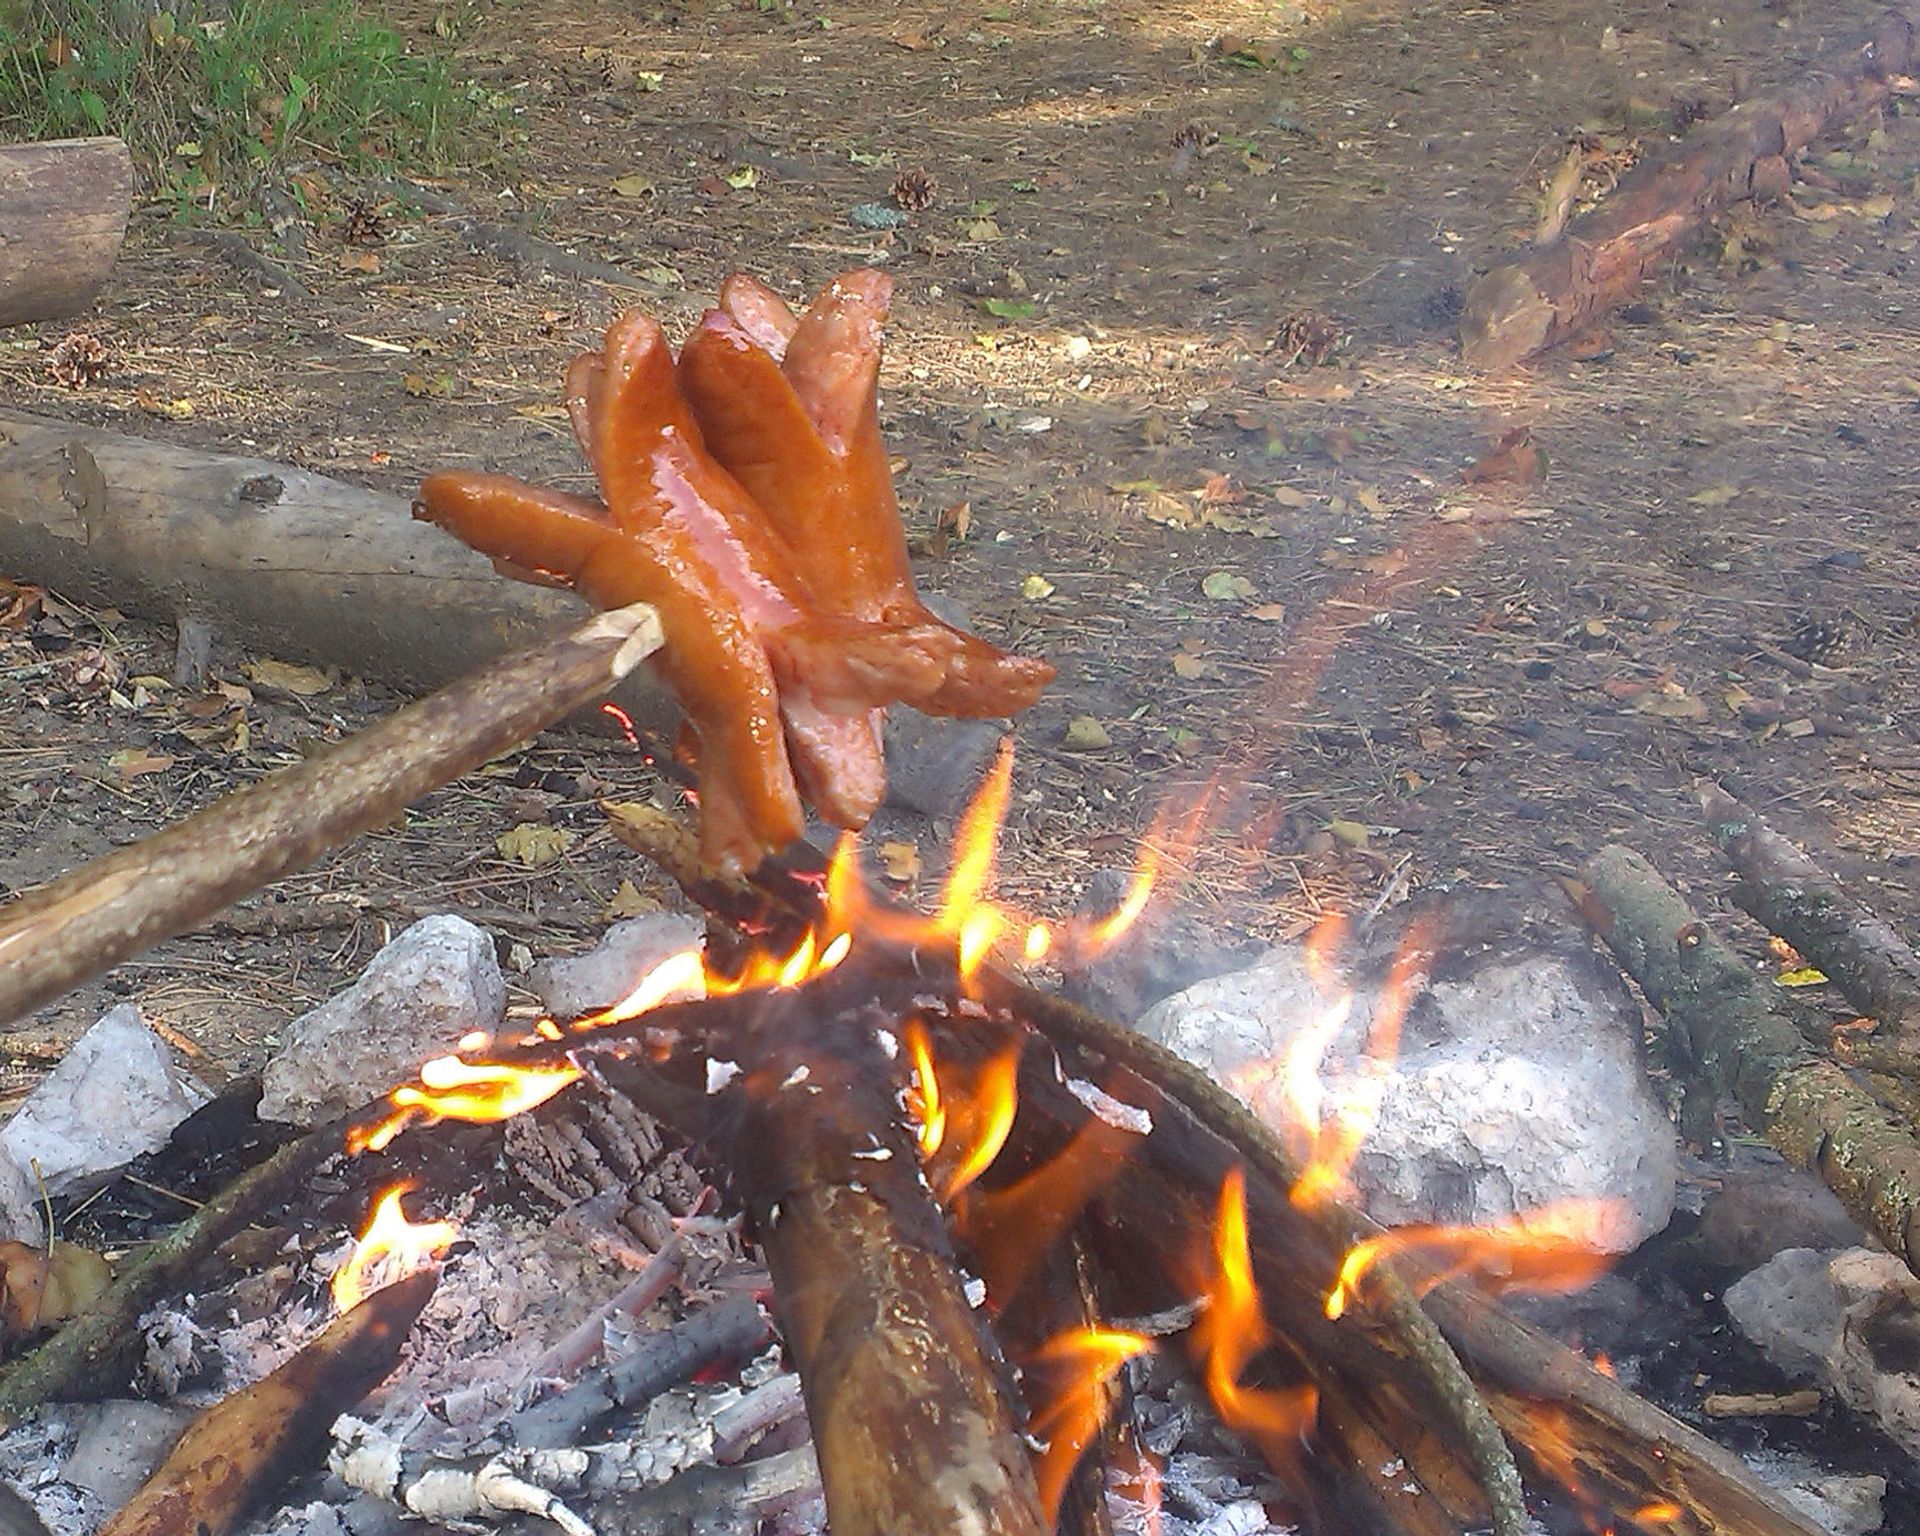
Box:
(1700, 783), (1920, 1073)
(1460, 13), (1920, 370)
(98, 1268), (436, 1536)
(0, 408), (673, 719)
(0, 601), (664, 1028)
(1579, 844), (1920, 1272)
(0, 138), (133, 329)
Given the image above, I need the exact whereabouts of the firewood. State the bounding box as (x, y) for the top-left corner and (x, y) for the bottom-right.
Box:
(1579, 844), (1920, 1274)
(0, 138), (133, 329)
(0, 1129), (336, 1431)
(97, 1268), (435, 1536)
(1460, 13), (1920, 370)
(1700, 783), (1920, 1073)
(0, 601), (663, 1028)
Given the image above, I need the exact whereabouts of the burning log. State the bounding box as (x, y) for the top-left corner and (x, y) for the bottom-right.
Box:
(1459, 12), (1920, 370)
(0, 138), (133, 329)
(97, 1268), (436, 1536)
(1700, 783), (1920, 1075)
(0, 601), (663, 1028)
(707, 968), (1049, 1536)
(1579, 844), (1920, 1274)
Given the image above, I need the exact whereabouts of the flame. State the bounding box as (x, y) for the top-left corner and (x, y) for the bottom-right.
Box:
(1633, 1503), (1682, 1528)
(1026, 1326), (1152, 1527)
(1325, 1201), (1621, 1321)
(906, 1019), (947, 1159)
(331, 1183), (458, 1311)
(939, 1045), (1021, 1200)
(1196, 1170), (1319, 1454)
(349, 1055), (583, 1154)
(1110, 1442), (1164, 1535)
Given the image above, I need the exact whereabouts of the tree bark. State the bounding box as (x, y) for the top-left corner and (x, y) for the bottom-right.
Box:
(1460, 14), (1918, 370)
(0, 138), (133, 329)
(0, 408), (674, 723)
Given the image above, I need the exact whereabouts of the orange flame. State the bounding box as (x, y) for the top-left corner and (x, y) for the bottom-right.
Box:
(939, 1045), (1021, 1200)
(349, 1055), (583, 1154)
(905, 1019), (947, 1160)
(331, 1183), (458, 1311)
(1026, 1326), (1152, 1527)
(1325, 1201), (1621, 1321)
(1196, 1170), (1319, 1454)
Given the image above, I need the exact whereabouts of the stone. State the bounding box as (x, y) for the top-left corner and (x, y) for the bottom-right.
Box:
(1134, 883), (1676, 1253)
(528, 913), (706, 1021)
(259, 915), (505, 1125)
(62, 1399), (191, 1511)
(882, 709), (1006, 818)
(1748, 1451), (1887, 1536)
(0, 1005), (209, 1228)
(1057, 869), (1261, 1024)
(1696, 1149), (1864, 1275)
(1725, 1246), (1920, 1462)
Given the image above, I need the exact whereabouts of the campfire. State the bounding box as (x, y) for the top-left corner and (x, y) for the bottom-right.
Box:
(0, 269), (1906, 1536)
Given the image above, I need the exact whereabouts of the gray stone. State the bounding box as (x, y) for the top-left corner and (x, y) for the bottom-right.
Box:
(63, 1399), (191, 1511)
(259, 915), (505, 1125)
(1748, 1451), (1887, 1536)
(1725, 1246), (1920, 1462)
(1057, 869), (1261, 1024)
(1134, 884), (1676, 1253)
(1697, 1153), (1864, 1274)
(0, 1005), (209, 1224)
(528, 913), (706, 1021)
(882, 710), (1007, 818)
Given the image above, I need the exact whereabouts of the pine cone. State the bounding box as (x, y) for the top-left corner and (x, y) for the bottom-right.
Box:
(343, 198), (389, 246)
(890, 168), (937, 212)
(1785, 613), (1851, 666)
(1277, 311), (1346, 366)
(45, 332), (111, 390)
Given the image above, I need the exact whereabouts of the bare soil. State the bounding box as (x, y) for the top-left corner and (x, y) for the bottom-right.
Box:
(3, 0), (1918, 1084)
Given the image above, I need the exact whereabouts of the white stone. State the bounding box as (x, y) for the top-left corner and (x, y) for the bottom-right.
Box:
(1725, 1246), (1920, 1464)
(259, 915), (505, 1125)
(527, 913), (705, 1021)
(1135, 896), (1676, 1253)
(0, 1005), (209, 1226)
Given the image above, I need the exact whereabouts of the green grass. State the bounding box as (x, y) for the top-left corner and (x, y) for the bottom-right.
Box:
(0, 0), (490, 212)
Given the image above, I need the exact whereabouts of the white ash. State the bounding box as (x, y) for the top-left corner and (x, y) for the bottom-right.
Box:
(1066, 1077), (1153, 1136)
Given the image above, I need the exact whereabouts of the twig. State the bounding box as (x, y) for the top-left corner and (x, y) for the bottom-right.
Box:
(185, 229), (310, 300)
(0, 1127), (336, 1430)
(0, 602), (664, 1028)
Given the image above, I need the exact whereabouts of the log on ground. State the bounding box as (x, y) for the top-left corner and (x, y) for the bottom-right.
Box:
(0, 138), (133, 329)
(1580, 844), (1920, 1273)
(1459, 13), (1919, 370)
(0, 408), (674, 723)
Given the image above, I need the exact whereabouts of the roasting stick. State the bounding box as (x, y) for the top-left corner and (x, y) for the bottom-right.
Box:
(0, 602), (664, 1029)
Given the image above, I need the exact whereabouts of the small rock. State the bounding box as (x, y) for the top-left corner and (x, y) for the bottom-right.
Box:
(63, 1399), (192, 1511)
(1725, 1246), (1920, 1462)
(1057, 870), (1261, 1023)
(883, 711), (1007, 818)
(259, 916), (505, 1125)
(1697, 1151), (1864, 1274)
(528, 913), (706, 1021)
(0, 1005), (209, 1227)
(1135, 884), (1677, 1252)
(1748, 1451), (1887, 1536)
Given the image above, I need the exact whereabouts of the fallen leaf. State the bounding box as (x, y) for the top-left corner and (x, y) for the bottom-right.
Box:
(611, 172), (654, 197)
(1360, 548), (1409, 576)
(966, 217), (1004, 241)
(605, 878), (659, 917)
(1354, 486), (1392, 515)
(1774, 966), (1829, 988)
(1172, 651), (1208, 679)
(496, 823), (577, 866)
(879, 840), (922, 882)
(1062, 715), (1112, 751)
(1687, 484), (1740, 507)
(1327, 817), (1370, 849)
(1632, 688), (1708, 721)
(244, 657), (333, 695)
(134, 390), (195, 420)
(979, 297), (1037, 320)
(1021, 574), (1056, 600)
(725, 166), (759, 190)
(1462, 427), (1544, 487)
(108, 747), (174, 778)
(338, 248), (381, 274)
(1248, 602), (1288, 623)
(1271, 485), (1313, 509)
(1197, 473), (1244, 505)
(1201, 570), (1256, 601)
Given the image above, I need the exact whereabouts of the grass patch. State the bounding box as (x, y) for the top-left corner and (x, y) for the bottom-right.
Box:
(0, 0), (497, 212)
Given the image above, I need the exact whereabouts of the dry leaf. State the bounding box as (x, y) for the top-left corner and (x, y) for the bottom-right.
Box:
(611, 173), (654, 198)
(1021, 574), (1056, 600)
(879, 840), (922, 882)
(243, 657), (333, 696)
(496, 823), (577, 866)
(1327, 817), (1370, 849)
(338, 248), (381, 274)
(1248, 603), (1288, 623)
(605, 879), (659, 917)
(1462, 427), (1543, 487)
(1271, 485), (1312, 509)
(1201, 571), (1255, 601)
(1062, 715), (1112, 751)
(108, 747), (174, 778)
(1687, 484), (1740, 507)
(1172, 651), (1209, 679)
(1265, 374), (1354, 401)
(1354, 486), (1391, 515)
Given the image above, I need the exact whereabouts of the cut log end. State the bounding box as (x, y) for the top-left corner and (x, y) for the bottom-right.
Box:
(0, 137), (134, 330)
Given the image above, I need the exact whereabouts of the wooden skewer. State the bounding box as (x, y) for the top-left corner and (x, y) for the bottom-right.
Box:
(0, 602), (664, 1029)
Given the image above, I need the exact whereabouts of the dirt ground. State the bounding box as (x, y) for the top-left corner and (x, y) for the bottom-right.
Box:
(3, 0), (1918, 1083)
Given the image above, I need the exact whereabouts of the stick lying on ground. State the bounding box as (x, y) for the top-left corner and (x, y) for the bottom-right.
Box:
(1700, 782), (1920, 1074)
(1460, 11), (1920, 369)
(0, 601), (663, 1029)
(1578, 844), (1920, 1273)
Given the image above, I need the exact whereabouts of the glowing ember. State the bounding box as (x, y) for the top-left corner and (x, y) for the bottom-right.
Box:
(349, 1055), (583, 1154)
(1325, 1201), (1620, 1321)
(1026, 1326), (1152, 1526)
(1196, 1170), (1318, 1454)
(331, 1183), (458, 1311)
